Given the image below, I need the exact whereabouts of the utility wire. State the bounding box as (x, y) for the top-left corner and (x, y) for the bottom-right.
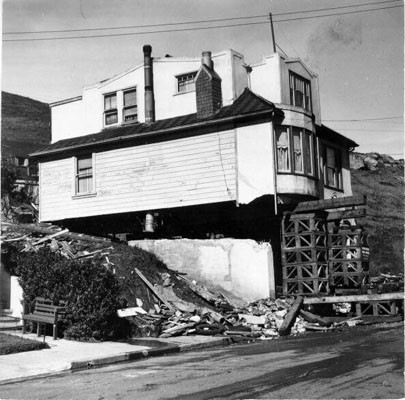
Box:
(4, 0), (400, 35)
(3, 4), (403, 42)
(323, 116), (403, 121)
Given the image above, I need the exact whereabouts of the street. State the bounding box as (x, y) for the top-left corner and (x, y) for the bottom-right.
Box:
(1, 324), (403, 399)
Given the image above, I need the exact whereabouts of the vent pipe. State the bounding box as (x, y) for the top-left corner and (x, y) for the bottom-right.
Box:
(201, 51), (213, 69)
(143, 45), (155, 123)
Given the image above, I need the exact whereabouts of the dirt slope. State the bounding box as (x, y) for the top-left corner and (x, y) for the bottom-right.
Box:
(350, 153), (404, 276)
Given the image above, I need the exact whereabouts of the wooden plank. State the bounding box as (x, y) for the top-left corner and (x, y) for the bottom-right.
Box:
(279, 296), (303, 336)
(134, 268), (174, 311)
(304, 292), (404, 304)
(299, 310), (331, 327)
(293, 195), (367, 213)
(32, 229), (69, 245)
(326, 207), (367, 221)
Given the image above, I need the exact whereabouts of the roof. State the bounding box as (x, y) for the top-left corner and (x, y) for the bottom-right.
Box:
(317, 124), (358, 149)
(31, 88), (278, 158)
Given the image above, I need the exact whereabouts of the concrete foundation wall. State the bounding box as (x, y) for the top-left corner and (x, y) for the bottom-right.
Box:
(129, 239), (275, 302)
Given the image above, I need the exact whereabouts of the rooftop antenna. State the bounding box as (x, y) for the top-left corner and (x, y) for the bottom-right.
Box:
(269, 13), (277, 53)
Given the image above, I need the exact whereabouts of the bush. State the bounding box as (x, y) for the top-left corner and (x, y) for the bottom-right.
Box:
(0, 332), (49, 355)
(14, 247), (122, 341)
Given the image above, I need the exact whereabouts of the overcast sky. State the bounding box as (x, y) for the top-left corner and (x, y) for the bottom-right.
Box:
(2, 0), (404, 156)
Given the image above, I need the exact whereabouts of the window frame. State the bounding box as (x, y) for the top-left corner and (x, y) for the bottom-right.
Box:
(275, 125), (316, 178)
(104, 92), (118, 126)
(122, 87), (138, 124)
(73, 154), (96, 197)
(289, 71), (312, 113)
(322, 145), (343, 190)
(175, 71), (197, 94)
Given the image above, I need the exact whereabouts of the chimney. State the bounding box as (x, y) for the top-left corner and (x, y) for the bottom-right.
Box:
(195, 51), (222, 119)
(143, 44), (155, 123)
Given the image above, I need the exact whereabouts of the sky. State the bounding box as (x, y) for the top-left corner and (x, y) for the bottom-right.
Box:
(2, 0), (404, 157)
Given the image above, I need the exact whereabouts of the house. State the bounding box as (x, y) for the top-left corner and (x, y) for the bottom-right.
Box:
(31, 45), (357, 240)
(29, 45), (357, 297)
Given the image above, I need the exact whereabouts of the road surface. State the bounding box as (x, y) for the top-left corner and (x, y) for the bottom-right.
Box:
(1, 324), (403, 399)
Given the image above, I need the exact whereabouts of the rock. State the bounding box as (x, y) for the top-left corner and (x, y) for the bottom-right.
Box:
(364, 156), (379, 171)
(381, 154), (395, 164)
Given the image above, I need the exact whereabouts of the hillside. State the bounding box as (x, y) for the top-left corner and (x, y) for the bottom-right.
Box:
(350, 152), (404, 276)
(1, 91), (51, 158)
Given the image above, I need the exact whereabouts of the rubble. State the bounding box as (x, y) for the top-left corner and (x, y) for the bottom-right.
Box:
(2, 222), (404, 341)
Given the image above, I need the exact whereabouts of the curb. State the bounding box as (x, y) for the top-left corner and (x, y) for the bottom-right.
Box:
(0, 336), (231, 385)
(70, 337), (231, 371)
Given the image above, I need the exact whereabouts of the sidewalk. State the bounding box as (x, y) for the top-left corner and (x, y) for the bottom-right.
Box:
(0, 330), (231, 385)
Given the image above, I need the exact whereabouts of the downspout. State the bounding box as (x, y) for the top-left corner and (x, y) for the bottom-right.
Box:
(272, 117), (278, 216)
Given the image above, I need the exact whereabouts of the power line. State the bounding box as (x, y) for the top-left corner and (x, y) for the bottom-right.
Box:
(4, 0), (400, 35)
(274, 4), (402, 23)
(333, 128), (404, 132)
(3, 4), (403, 42)
(323, 116), (403, 122)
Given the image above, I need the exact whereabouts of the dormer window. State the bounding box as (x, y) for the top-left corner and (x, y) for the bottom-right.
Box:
(123, 88), (137, 123)
(104, 93), (118, 125)
(289, 72), (312, 112)
(176, 71), (197, 94)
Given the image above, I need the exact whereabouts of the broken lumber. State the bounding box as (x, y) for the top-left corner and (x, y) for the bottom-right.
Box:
(31, 228), (69, 245)
(293, 195), (366, 213)
(279, 296), (303, 336)
(299, 310), (331, 327)
(134, 268), (174, 311)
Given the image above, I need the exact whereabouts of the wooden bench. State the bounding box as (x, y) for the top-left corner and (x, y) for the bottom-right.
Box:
(22, 297), (67, 340)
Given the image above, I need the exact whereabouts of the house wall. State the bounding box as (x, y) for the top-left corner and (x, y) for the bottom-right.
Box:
(236, 122), (276, 204)
(39, 130), (237, 222)
(52, 99), (86, 143)
(129, 238), (275, 302)
(50, 50), (248, 142)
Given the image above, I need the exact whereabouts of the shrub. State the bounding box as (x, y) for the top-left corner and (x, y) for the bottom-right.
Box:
(14, 247), (122, 341)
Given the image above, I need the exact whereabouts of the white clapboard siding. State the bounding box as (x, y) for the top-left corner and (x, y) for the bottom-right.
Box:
(40, 130), (236, 221)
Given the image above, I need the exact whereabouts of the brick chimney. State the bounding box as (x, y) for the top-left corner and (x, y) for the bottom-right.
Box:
(195, 51), (222, 119)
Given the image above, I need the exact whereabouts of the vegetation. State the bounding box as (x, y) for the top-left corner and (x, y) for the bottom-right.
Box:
(351, 164), (404, 276)
(13, 248), (122, 341)
(0, 332), (49, 355)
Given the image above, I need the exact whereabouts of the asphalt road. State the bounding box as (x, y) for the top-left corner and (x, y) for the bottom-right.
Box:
(1, 324), (403, 399)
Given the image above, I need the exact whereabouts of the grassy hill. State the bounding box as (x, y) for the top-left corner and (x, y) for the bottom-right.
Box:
(350, 156), (404, 276)
(1, 91), (51, 158)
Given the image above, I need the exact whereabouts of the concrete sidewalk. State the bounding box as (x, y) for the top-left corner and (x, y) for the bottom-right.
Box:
(0, 330), (231, 385)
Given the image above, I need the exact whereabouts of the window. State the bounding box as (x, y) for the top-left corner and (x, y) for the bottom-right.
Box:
(275, 125), (315, 176)
(176, 71), (197, 93)
(123, 88), (137, 123)
(276, 126), (290, 171)
(292, 128), (303, 173)
(289, 72), (312, 112)
(323, 146), (342, 190)
(75, 155), (93, 194)
(104, 93), (118, 125)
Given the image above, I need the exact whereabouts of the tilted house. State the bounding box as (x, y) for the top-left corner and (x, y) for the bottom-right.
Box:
(31, 45), (357, 243)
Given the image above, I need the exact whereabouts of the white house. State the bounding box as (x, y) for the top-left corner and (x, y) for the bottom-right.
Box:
(31, 45), (357, 242)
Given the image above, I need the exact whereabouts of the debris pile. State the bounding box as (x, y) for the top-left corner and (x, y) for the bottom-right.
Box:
(3, 222), (403, 341)
(1, 222), (114, 260)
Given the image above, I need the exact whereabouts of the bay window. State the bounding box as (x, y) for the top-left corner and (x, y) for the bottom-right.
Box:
(275, 125), (315, 177)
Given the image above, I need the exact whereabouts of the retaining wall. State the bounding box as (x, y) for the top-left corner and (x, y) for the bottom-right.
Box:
(129, 239), (275, 302)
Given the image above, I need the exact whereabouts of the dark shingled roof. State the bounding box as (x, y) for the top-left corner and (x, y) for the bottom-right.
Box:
(31, 88), (277, 158)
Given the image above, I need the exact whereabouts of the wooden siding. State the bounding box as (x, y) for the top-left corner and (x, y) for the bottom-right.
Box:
(39, 130), (236, 221)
